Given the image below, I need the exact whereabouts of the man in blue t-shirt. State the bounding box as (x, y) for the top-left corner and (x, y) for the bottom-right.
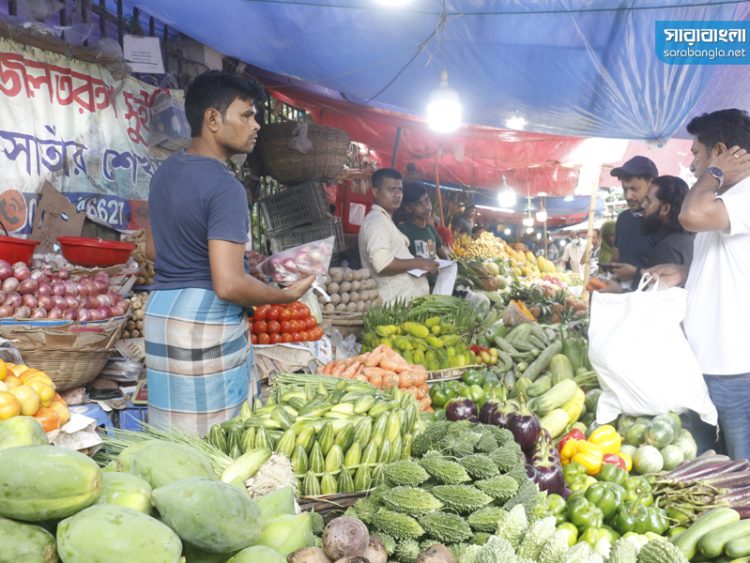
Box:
(610, 156), (658, 269)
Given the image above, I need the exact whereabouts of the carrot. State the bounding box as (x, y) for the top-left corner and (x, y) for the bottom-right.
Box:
(379, 358), (409, 373)
(331, 362), (348, 377)
(365, 351), (384, 368)
(382, 372), (400, 389)
(586, 277), (608, 291)
(354, 374), (368, 382)
(323, 362), (336, 375)
(341, 361), (363, 379)
(399, 372), (415, 388)
(367, 372), (383, 388)
(363, 367), (391, 378)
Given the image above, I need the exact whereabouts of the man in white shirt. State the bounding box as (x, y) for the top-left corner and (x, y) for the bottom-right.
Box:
(649, 109), (750, 461)
(358, 169), (438, 303)
(560, 231), (585, 275)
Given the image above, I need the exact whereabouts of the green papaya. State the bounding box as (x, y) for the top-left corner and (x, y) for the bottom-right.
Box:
(227, 545), (285, 563)
(57, 504), (182, 562)
(0, 445), (101, 522)
(128, 440), (216, 488)
(182, 542), (231, 563)
(254, 486), (296, 521)
(116, 439), (156, 471)
(0, 516), (57, 563)
(256, 513), (314, 556)
(0, 416), (47, 451)
(95, 471), (152, 514)
(153, 477), (262, 554)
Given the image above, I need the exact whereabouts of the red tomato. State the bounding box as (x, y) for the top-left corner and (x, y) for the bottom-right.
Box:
(280, 320), (293, 333)
(299, 330), (310, 342)
(281, 333), (294, 343)
(270, 333), (282, 344)
(312, 327), (324, 340)
(258, 333), (271, 345)
(253, 321), (268, 335)
(296, 304), (311, 319)
(292, 332), (302, 342)
(267, 306), (281, 321)
(267, 320), (281, 334)
(254, 305), (269, 322)
(279, 308), (292, 322)
(305, 317), (316, 330)
(291, 308), (304, 321)
(251, 334), (258, 345)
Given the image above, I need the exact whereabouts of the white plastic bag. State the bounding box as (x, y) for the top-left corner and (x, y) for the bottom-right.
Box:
(259, 236), (334, 285)
(588, 275), (717, 425)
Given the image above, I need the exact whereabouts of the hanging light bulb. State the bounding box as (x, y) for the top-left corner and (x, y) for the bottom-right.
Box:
(522, 213), (535, 227)
(564, 194), (575, 202)
(535, 210), (548, 223)
(427, 70), (462, 133)
(497, 176), (517, 208)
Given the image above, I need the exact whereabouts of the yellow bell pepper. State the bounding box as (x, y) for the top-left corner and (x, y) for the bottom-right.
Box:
(615, 451), (633, 472)
(588, 424), (623, 455)
(572, 441), (604, 476)
(560, 438), (580, 465)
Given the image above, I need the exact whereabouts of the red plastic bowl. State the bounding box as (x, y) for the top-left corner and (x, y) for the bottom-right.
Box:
(0, 235), (40, 266)
(57, 237), (136, 267)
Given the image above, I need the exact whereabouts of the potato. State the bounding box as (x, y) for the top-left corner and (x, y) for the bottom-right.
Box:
(327, 282), (340, 295)
(352, 269), (362, 281)
(329, 268), (344, 283)
(351, 281), (361, 292)
(340, 292), (350, 304)
(346, 302), (357, 313)
(330, 293), (341, 305)
(340, 281), (352, 293)
(335, 303), (348, 312)
(356, 302), (366, 313)
(358, 268), (371, 280)
(344, 270), (354, 282)
(322, 517), (369, 561)
(349, 292), (359, 303)
(361, 536), (387, 563)
(288, 547), (332, 563)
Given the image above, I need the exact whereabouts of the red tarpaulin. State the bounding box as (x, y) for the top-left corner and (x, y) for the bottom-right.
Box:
(267, 83), (585, 197)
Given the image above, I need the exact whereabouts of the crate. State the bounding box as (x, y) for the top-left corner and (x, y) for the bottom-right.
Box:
(268, 218), (346, 256)
(258, 181), (331, 232)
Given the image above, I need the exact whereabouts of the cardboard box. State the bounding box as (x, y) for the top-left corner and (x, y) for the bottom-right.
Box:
(30, 182), (120, 253)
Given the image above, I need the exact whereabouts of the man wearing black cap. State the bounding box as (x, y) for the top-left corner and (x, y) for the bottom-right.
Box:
(610, 156), (659, 269)
(398, 182), (448, 261)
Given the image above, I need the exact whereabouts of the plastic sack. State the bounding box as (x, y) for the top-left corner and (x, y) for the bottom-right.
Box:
(588, 275), (717, 425)
(259, 236), (334, 285)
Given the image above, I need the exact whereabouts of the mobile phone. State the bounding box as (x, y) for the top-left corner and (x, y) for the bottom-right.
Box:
(599, 263), (614, 273)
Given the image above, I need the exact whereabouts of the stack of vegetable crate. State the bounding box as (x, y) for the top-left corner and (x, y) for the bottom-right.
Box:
(258, 182), (346, 256)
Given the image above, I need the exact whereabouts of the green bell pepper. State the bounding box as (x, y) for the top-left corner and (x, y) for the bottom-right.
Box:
(623, 476), (653, 506)
(557, 523), (579, 547)
(466, 384), (485, 405)
(580, 526), (619, 548)
(569, 475), (597, 492)
(563, 461), (587, 483)
(566, 495), (604, 532)
(612, 503), (669, 536)
(584, 482), (624, 520)
(597, 463), (628, 486)
(462, 370), (486, 387)
(429, 383), (455, 408)
(484, 372), (500, 386)
(543, 494), (568, 525)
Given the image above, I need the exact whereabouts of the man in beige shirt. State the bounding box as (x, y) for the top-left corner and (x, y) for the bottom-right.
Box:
(358, 168), (438, 303)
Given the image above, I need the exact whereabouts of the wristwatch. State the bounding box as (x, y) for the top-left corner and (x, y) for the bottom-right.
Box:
(706, 166), (724, 189)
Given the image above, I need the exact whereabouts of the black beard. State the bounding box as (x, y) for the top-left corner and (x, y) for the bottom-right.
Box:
(640, 212), (663, 236)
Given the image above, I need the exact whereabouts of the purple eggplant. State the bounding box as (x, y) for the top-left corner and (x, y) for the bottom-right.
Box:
(488, 400), (520, 428)
(445, 398), (477, 421)
(528, 430), (566, 495)
(507, 407), (541, 454)
(479, 401), (500, 424)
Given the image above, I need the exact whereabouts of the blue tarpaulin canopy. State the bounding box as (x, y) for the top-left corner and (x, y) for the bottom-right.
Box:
(133, 0), (750, 141)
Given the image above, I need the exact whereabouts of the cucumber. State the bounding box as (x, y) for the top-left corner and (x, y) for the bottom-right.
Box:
(549, 354), (574, 383)
(672, 508), (740, 560)
(527, 374), (553, 397)
(698, 519), (750, 559)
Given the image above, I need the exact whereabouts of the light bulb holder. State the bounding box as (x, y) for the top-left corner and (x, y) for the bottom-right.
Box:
(427, 70), (462, 133)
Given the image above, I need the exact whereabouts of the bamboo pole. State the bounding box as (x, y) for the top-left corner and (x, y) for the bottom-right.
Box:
(435, 154), (446, 225)
(582, 166), (601, 294)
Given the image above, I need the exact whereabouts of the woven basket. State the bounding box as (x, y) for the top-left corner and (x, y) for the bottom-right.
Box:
(17, 346), (116, 391)
(259, 121), (350, 185)
(299, 490), (370, 519)
(322, 312), (363, 340)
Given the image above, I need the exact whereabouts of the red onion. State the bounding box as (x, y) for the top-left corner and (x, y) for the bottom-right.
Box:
(52, 283), (65, 296)
(96, 294), (113, 307)
(0, 261), (12, 281)
(29, 270), (45, 282)
(0, 291), (6, 305)
(4, 293), (21, 308)
(64, 281), (78, 296)
(13, 305), (31, 319)
(111, 302), (128, 317)
(0, 305), (13, 317)
(76, 281), (90, 296)
(64, 296), (79, 310)
(18, 279), (38, 295)
(2, 278), (19, 293)
(94, 271), (110, 285)
(77, 308), (91, 322)
(47, 307), (64, 319)
(97, 306), (112, 319)
(88, 308), (103, 321)
(38, 295), (54, 310)
(22, 294), (37, 309)
(57, 268), (70, 280)
(92, 280), (107, 294)
(12, 265), (30, 281)
(64, 310), (77, 321)
(37, 282), (51, 296)
(31, 307), (47, 319)
(84, 296), (99, 309)
(53, 295), (67, 309)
